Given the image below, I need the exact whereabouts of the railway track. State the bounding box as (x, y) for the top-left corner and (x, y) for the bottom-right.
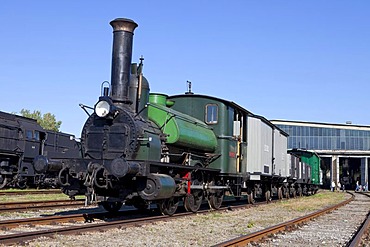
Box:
(0, 209), (185, 244)
(0, 191), (355, 245)
(0, 199), (85, 212)
(0, 198), (269, 245)
(348, 192), (370, 247)
(0, 212), (177, 245)
(0, 189), (61, 196)
(0, 209), (136, 230)
(214, 191), (370, 246)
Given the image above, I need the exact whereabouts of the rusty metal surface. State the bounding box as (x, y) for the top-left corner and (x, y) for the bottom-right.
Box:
(0, 199), (85, 212)
(0, 213), (87, 230)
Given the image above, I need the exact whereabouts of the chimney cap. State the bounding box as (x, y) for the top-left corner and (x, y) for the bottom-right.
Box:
(110, 18), (138, 33)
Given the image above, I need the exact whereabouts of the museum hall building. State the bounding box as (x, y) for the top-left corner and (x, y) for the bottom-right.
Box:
(271, 120), (370, 190)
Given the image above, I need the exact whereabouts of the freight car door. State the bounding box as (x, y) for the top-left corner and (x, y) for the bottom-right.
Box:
(233, 112), (247, 173)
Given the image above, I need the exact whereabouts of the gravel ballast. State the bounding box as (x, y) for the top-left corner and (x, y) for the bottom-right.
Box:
(1, 191), (355, 246)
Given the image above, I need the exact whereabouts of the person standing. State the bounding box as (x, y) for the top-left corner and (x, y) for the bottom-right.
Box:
(356, 180), (360, 191)
(337, 181), (341, 192)
(331, 180), (336, 192)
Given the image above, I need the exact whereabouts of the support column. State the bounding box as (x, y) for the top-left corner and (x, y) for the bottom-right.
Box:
(331, 155), (339, 184)
(368, 158), (370, 191)
(336, 157), (340, 185)
(361, 157), (368, 190)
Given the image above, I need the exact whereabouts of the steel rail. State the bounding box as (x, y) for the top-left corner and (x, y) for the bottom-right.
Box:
(213, 192), (355, 247)
(348, 192), (370, 247)
(0, 208), (141, 230)
(0, 214), (173, 245)
(0, 199), (85, 212)
(0, 213), (89, 230)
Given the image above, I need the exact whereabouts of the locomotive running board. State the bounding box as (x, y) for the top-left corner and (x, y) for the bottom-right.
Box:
(190, 185), (229, 190)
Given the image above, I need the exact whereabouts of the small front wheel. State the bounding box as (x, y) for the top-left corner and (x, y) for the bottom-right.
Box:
(101, 201), (123, 213)
(158, 197), (179, 216)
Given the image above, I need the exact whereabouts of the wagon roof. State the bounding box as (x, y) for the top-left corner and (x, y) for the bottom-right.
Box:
(168, 93), (288, 136)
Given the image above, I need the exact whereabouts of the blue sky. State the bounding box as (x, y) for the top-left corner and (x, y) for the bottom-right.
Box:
(1, 1), (370, 136)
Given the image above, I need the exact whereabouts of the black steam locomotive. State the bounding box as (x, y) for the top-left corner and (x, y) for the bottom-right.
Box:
(34, 18), (319, 215)
(0, 110), (80, 188)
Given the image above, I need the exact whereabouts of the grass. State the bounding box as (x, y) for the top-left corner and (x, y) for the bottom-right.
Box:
(247, 221), (255, 228)
(0, 192), (85, 202)
(277, 190), (348, 212)
(0, 188), (58, 192)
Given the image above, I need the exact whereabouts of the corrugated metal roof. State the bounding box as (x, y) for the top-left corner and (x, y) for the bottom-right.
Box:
(271, 119), (370, 131)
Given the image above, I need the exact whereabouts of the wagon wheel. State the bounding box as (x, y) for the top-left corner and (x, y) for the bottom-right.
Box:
(290, 187), (296, 198)
(208, 190), (223, 210)
(0, 175), (8, 189)
(16, 180), (27, 189)
(101, 201), (123, 213)
(284, 187), (290, 199)
(247, 191), (255, 204)
(303, 186), (307, 196)
(16, 176), (28, 189)
(297, 187), (303, 197)
(265, 190), (271, 203)
(278, 187), (283, 200)
(158, 197), (179, 216)
(207, 180), (224, 210)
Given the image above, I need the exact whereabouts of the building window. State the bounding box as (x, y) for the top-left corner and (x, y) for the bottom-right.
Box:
(205, 104), (218, 124)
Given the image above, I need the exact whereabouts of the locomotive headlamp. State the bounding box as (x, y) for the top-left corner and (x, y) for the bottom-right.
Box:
(94, 97), (115, 118)
(95, 100), (110, 117)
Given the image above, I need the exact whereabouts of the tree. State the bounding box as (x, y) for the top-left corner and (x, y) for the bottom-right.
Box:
(19, 109), (62, 132)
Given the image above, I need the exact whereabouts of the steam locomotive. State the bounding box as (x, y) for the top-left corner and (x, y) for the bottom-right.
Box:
(33, 18), (320, 215)
(0, 111), (80, 188)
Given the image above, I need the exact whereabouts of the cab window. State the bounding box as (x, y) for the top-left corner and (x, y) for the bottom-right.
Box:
(205, 104), (218, 124)
(25, 130), (40, 141)
(26, 130), (33, 140)
(34, 131), (40, 141)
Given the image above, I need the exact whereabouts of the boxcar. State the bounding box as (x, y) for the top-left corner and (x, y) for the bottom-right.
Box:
(288, 149), (321, 194)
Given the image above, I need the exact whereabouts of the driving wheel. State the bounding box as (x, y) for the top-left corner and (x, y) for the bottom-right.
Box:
(184, 192), (203, 212)
(0, 175), (8, 189)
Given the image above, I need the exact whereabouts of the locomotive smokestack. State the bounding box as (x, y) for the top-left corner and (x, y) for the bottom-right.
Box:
(110, 18), (138, 104)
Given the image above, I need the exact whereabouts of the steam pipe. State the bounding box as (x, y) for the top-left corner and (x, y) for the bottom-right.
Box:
(33, 155), (63, 173)
(109, 18), (138, 104)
